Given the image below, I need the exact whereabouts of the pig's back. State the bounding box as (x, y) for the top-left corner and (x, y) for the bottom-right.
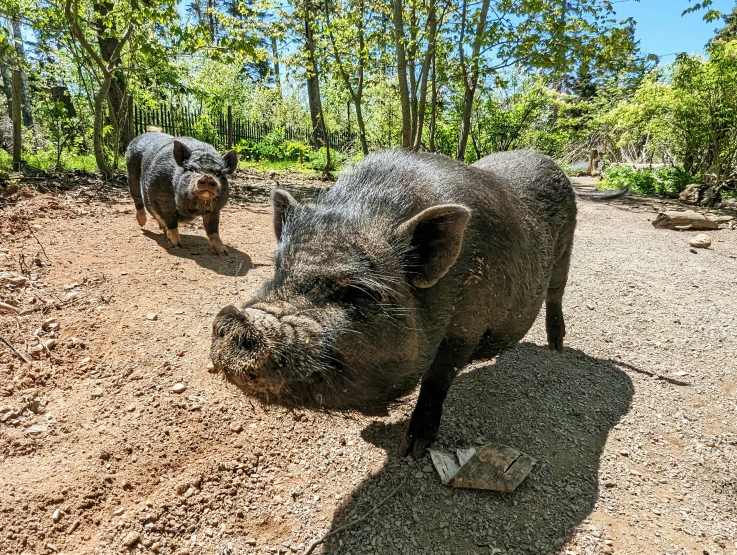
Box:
(472, 149), (577, 237)
(126, 132), (174, 172)
(329, 149), (565, 350)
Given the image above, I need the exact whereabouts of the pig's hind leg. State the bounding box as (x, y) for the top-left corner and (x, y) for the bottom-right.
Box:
(126, 160), (147, 227)
(399, 338), (477, 459)
(545, 232), (574, 351)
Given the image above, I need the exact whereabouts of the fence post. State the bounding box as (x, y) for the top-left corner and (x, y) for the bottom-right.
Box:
(11, 69), (22, 171)
(227, 108), (233, 149)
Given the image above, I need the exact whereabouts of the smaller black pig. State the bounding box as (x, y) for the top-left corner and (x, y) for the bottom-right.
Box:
(126, 132), (238, 255)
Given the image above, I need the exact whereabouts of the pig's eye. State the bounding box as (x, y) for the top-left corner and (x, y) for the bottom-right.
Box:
(329, 284), (379, 305)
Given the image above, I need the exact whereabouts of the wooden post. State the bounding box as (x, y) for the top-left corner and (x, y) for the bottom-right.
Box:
(227, 108), (233, 149)
(588, 149), (600, 176)
(347, 100), (351, 137)
(11, 69), (21, 171)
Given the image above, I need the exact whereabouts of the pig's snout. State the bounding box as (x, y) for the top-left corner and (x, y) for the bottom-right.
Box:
(193, 175), (220, 200)
(212, 305), (271, 381)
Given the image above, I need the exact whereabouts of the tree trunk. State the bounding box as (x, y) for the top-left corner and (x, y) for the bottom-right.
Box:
(428, 49), (437, 153)
(455, 0), (490, 161)
(93, 74), (114, 181)
(456, 84), (476, 161)
(304, 1), (323, 138)
(0, 63), (12, 119)
(392, 0), (411, 148)
(11, 68), (21, 170)
(271, 36), (282, 92)
(11, 19), (33, 128)
(94, 2), (131, 150)
(412, 2), (436, 150)
(354, 99), (368, 155)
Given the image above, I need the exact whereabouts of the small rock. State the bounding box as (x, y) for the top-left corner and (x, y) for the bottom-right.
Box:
(422, 465), (434, 473)
(122, 531), (140, 547)
(245, 539), (257, 546)
(91, 388), (104, 398)
(586, 304), (595, 310)
(52, 508), (61, 522)
(176, 483), (190, 495)
(690, 234), (712, 248)
(146, 313), (158, 321)
(25, 424), (46, 435)
(42, 317), (57, 330)
(0, 272), (27, 286)
(113, 507), (125, 516)
(230, 422), (243, 433)
(171, 383), (187, 394)
(207, 362), (216, 373)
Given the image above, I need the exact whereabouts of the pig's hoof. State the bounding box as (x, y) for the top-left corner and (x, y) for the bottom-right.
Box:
(547, 334), (565, 351)
(136, 209), (147, 227)
(210, 242), (228, 256)
(398, 433), (431, 459)
(166, 228), (182, 249)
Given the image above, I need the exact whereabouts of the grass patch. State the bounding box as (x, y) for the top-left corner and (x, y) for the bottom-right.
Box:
(0, 149), (105, 173)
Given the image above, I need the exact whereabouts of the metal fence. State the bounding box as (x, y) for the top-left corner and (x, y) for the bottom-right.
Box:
(132, 104), (358, 152)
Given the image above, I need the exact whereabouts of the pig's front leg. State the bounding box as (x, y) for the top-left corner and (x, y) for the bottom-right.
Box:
(203, 211), (228, 256)
(399, 338), (477, 459)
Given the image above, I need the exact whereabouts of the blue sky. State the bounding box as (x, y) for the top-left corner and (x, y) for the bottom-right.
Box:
(612, 0), (735, 59)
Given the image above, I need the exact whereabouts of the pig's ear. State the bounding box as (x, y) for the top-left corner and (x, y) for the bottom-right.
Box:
(272, 189), (299, 241)
(395, 204), (471, 288)
(172, 140), (191, 167)
(222, 150), (238, 174)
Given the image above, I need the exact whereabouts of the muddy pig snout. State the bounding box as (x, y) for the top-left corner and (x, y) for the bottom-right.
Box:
(214, 306), (271, 373)
(216, 305), (265, 351)
(193, 175), (220, 200)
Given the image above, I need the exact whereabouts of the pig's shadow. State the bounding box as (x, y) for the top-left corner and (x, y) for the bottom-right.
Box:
(142, 229), (262, 276)
(319, 343), (634, 554)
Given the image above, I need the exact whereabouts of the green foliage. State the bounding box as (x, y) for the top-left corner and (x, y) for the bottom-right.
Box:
(192, 115), (218, 147)
(653, 166), (694, 194)
(310, 147), (345, 172)
(601, 166), (655, 195)
(235, 133), (312, 163)
(601, 165), (696, 196)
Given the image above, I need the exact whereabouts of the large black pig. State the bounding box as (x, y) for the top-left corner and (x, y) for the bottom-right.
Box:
(126, 132), (238, 255)
(210, 149), (623, 458)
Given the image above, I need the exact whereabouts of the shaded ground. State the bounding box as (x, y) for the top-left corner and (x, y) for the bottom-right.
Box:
(0, 171), (736, 555)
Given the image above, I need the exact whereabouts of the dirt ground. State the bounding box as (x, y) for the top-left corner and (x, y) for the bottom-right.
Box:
(1, 171), (736, 555)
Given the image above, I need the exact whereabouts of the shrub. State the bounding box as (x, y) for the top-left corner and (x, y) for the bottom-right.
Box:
(653, 166), (693, 194)
(234, 134), (312, 163)
(310, 147), (345, 172)
(601, 165), (656, 195)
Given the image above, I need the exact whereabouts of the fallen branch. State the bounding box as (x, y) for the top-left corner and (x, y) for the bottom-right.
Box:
(0, 335), (30, 363)
(27, 223), (51, 262)
(652, 210), (733, 231)
(302, 476), (408, 555)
